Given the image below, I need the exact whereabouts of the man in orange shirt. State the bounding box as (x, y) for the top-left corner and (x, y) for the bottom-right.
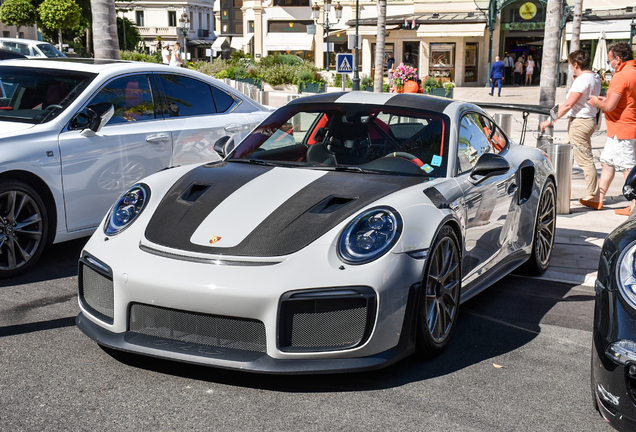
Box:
(585, 42), (636, 214)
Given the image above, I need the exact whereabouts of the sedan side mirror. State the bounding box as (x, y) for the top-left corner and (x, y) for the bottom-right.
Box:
(624, 166), (636, 200)
(213, 136), (236, 158)
(469, 153), (510, 184)
(80, 102), (114, 137)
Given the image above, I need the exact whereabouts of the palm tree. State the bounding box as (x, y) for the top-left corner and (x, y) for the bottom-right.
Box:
(373, 0), (387, 92)
(566, 0), (583, 90)
(539, 0), (562, 107)
(91, 0), (119, 59)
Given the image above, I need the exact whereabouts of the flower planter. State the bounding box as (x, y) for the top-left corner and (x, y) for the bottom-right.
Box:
(299, 82), (326, 94)
(426, 87), (454, 98)
(236, 77), (263, 90)
(365, 86), (374, 92)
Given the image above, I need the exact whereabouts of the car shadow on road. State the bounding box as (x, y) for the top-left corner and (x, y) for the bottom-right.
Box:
(102, 275), (591, 392)
(0, 237), (88, 288)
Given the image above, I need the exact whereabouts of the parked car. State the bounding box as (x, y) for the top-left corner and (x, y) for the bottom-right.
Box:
(0, 38), (66, 58)
(76, 92), (557, 374)
(0, 58), (272, 278)
(592, 168), (636, 431)
(0, 49), (27, 61)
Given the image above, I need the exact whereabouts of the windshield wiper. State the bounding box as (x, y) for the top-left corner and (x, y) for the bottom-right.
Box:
(229, 158), (282, 167)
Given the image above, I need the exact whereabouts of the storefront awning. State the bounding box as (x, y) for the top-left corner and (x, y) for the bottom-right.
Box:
(187, 39), (214, 47)
(346, 25), (400, 36)
(211, 37), (227, 49)
(565, 19), (630, 40)
(230, 34), (254, 50)
(266, 33), (314, 51)
(416, 23), (486, 37)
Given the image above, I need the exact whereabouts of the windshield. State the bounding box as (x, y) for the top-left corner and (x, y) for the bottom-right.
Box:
(231, 103), (450, 177)
(37, 43), (66, 58)
(0, 66), (96, 124)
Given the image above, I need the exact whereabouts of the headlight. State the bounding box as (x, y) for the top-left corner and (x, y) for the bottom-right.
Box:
(338, 207), (402, 265)
(104, 184), (149, 236)
(618, 240), (636, 309)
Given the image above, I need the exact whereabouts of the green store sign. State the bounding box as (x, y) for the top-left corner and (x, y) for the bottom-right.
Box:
(504, 22), (545, 31)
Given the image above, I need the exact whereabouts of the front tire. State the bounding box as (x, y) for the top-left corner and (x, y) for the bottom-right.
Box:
(521, 179), (556, 275)
(416, 226), (461, 358)
(0, 181), (49, 279)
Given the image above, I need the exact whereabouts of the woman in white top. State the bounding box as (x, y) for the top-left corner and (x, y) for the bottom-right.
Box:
(540, 50), (601, 206)
(525, 55), (534, 85)
(161, 45), (170, 65)
(170, 42), (184, 67)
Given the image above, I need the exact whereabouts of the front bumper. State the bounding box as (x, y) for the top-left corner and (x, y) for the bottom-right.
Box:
(592, 279), (636, 431)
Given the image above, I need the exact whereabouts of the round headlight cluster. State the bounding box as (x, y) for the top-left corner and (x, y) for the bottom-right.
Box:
(104, 184), (149, 236)
(618, 240), (636, 310)
(338, 207), (402, 265)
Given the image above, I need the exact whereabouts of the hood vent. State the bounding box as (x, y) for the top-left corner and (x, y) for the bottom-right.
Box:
(309, 196), (357, 214)
(181, 183), (211, 202)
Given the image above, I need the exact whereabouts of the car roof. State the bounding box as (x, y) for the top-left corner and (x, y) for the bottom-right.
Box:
(0, 58), (184, 74)
(0, 37), (52, 45)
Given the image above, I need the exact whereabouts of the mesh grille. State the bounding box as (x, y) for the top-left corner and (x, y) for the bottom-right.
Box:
(80, 264), (114, 320)
(129, 303), (266, 353)
(285, 298), (368, 349)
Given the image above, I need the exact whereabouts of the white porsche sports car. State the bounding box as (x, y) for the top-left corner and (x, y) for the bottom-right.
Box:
(77, 92), (556, 374)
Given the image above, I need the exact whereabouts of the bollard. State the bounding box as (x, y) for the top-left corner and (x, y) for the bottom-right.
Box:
(257, 90), (269, 105)
(494, 113), (513, 137)
(224, 78), (231, 86)
(287, 94), (302, 103)
(536, 114), (553, 149)
(249, 85), (258, 100)
(544, 142), (572, 215)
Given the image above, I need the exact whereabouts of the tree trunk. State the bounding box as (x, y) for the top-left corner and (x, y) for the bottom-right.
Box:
(374, 0), (387, 92)
(58, 28), (63, 51)
(566, 0), (583, 90)
(539, 0), (562, 107)
(86, 27), (93, 57)
(91, 0), (120, 59)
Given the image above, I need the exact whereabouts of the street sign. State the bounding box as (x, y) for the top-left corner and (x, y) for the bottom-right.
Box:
(336, 53), (354, 74)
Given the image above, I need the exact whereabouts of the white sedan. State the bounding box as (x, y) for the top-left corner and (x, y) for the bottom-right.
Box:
(0, 58), (271, 278)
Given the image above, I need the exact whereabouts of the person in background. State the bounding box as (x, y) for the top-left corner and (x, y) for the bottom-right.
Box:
(161, 44), (170, 65)
(489, 55), (505, 97)
(514, 56), (523, 85)
(586, 42), (636, 215)
(170, 42), (184, 67)
(503, 53), (514, 83)
(540, 50), (601, 209)
(387, 53), (395, 86)
(525, 55), (535, 85)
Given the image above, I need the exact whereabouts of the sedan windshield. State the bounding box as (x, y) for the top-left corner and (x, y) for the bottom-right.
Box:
(0, 66), (96, 124)
(231, 103), (450, 177)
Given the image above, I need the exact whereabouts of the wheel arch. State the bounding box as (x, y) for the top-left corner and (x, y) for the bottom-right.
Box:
(0, 170), (58, 244)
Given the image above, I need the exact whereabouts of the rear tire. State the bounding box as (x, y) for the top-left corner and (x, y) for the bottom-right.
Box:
(0, 181), (49, 279)
(521, 179), (556, 275)
(416, 226), (461, 358)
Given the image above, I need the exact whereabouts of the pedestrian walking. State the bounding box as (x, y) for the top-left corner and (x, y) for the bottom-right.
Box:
(585, 42), (636, 214)
(540, 50), (601, 207)
(387, 52), (395, 85)
(489, 55), (505, 96)
(525, 55), (535, 85)
(503, 53), (514, 83)
(170, 42), (184, 67)
(161, 45), (170, 65)
(514, 56), (523, 85)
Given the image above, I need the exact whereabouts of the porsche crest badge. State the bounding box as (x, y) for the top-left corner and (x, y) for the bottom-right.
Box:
(209, 236), (222, 244)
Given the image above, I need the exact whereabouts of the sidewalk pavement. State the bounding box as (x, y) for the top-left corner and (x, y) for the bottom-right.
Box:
(263, 84), (629, 287)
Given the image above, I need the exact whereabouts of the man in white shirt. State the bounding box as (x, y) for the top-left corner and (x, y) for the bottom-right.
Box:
(162, 45), (170, 65)
(503, 53), (514, 84)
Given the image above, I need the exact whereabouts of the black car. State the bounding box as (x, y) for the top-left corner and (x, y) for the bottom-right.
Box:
(0, 49), (27, 60)
(592, 168), (636, 430)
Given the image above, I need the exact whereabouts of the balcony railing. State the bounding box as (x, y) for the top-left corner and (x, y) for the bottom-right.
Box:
(137, 27), (179, 36)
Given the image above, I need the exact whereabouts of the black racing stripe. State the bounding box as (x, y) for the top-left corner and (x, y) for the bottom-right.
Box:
(146, 169), (423, 257)
(144, 162), (274, 247)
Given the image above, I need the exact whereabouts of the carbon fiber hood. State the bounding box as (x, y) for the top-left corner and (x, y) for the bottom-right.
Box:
(144, 162), (425, 257)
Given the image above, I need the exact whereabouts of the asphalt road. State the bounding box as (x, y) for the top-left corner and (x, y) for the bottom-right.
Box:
(0, 239), (615, 432)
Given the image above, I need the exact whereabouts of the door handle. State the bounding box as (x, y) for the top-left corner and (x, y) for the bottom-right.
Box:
(224, 124), (242, 133)
(146, 133), (170, 143)
(507, 183), (518, 195)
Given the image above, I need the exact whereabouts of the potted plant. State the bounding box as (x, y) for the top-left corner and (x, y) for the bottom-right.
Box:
(423, 76), (445, 97)
(235, 65), (264, 90)
(390, 63), (418, 92)
(361, 75), (374, 91)
(298, 70), (326, 94)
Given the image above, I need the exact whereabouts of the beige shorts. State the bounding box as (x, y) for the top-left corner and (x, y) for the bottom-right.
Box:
(600, 135), (636, 172)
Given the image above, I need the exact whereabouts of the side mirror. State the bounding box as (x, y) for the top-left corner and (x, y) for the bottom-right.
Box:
(80, 102), (114, 137)
(624, 166), (636, 200)
(550, 104), (559, 120)
(469, 153), (510, 184)
(213, 136), (236, 158)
